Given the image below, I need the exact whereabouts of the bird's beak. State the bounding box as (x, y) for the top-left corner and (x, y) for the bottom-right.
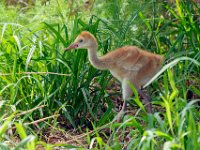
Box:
(64, 43), (79, 50)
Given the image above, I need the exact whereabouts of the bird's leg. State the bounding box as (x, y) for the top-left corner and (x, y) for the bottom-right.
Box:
(115, 80), (132, 122)
(121, 80), (133, 112)
(138, 89), (152, 113)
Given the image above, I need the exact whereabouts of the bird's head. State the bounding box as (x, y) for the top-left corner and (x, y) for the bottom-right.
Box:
(65, 31), (97, 50)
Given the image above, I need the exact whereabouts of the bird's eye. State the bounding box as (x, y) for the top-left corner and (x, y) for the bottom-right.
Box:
(79, 39), (83, 43)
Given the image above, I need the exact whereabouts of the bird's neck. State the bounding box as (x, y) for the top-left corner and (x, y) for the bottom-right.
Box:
(87, 44), (107, 70)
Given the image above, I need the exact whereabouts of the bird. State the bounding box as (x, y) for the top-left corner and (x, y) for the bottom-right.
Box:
(65, 31), (164, 115)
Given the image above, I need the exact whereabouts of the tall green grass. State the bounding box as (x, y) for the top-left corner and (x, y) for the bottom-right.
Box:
(0, 12), (112, 129)
(87, 1), (200, 149)
(0, 0), (199, 149)
(89, 67), (200, 150)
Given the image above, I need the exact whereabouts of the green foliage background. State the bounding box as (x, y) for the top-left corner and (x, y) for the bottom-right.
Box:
(0, 0), (199, 149)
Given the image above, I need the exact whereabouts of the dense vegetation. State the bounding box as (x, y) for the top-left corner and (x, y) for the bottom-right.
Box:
(0, 0), (199, 149)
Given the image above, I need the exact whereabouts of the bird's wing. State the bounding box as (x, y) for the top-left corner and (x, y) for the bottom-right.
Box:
(100, 46), (145, 71)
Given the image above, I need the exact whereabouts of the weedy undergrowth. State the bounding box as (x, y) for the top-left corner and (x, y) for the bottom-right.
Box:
(0, 0), (199, 149)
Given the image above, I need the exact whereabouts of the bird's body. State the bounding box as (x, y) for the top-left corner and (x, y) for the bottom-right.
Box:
(96, 46), (163, 87)
(65, 31), (164, 113)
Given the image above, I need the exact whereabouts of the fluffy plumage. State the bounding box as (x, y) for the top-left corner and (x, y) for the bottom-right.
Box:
(65, 31), (164, 113)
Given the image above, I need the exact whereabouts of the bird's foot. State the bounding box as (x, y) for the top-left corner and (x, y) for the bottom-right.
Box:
(114, 100), (126, 122)
(138, 89), (153, 113)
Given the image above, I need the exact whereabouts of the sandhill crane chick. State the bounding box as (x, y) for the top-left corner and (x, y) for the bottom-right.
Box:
(65, 31), (164, 114)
